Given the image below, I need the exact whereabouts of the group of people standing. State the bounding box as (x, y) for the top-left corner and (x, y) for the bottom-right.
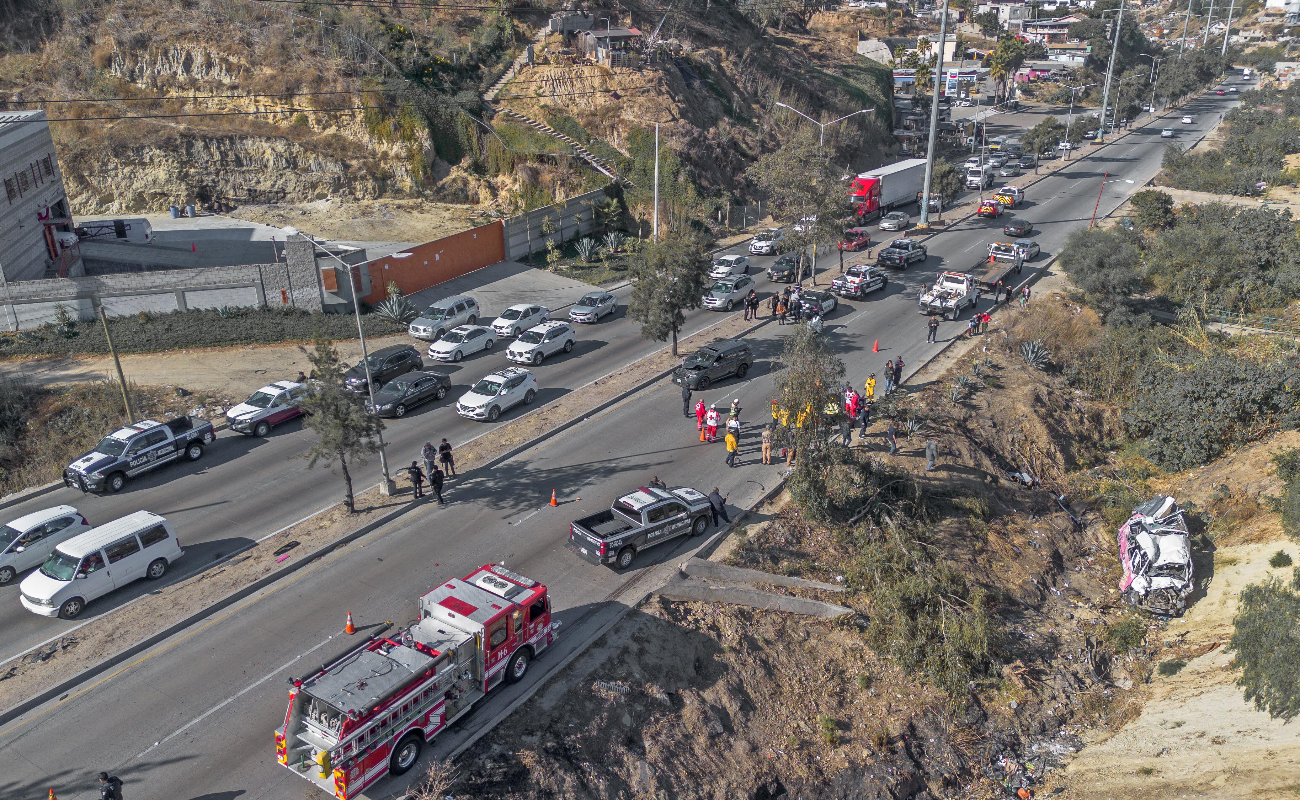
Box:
(404, 439), (456, 504)
(770, 285), (808, 326)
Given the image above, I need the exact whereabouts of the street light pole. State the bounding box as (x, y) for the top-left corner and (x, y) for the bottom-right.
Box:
(773, 102), (874, 149)
(1064, 83), (1094, 160)
(919, 0), (950, 229)
(1179, 0), (1193, 60)
(1202, 0), (1215, 45)
(308, 239), (409, 495)
(1096, 0), (1125, 144)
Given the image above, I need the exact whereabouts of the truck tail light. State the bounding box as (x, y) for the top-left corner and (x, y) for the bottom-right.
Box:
(598, 541), (607, 557)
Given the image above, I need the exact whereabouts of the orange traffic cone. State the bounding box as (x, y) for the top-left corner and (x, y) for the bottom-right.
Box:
(872, 339), (879, 353)
(49, 790), (56, 800)
(700, 426), (707, 442)
(549, 489), (558, 507)
(345, 611), (356, 635)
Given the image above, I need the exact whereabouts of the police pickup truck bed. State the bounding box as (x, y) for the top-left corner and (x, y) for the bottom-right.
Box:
(64, 416), (216, 493)
(568, 486), (713, 569)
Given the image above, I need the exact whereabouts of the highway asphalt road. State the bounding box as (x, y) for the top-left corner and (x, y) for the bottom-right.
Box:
(0, 89), (1243, 800)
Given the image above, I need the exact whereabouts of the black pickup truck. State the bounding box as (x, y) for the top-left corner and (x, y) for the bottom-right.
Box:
(64, 416), (216, 493)
(567, 486), (713, 569)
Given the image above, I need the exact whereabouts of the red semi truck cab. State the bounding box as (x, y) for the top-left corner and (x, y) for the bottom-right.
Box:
(275, 564), (553, 798)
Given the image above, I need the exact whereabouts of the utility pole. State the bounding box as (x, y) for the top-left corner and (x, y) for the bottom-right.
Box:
(652, 123), (660, 242)
(1220, 0), (1236, 56)
(0, 261), (16, 332)
(1179, 0), (1193, 60)
(1202, 0), (1215, 45)
(99, 305), (135, 423)
(1096, 0), (1125, 144)
(918, 0), (951, 229)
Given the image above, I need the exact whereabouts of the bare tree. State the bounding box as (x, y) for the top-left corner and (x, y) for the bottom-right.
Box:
(405, 760), (460, 800)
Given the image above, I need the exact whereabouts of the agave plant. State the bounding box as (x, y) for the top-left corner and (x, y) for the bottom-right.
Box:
(602, 231), (627, 254)
(970, 361), (985, 379)
(903, 418), (924, 438)
(375, 295), (418, 325)
(575, 237), (600, 263)
(1019, 340), (1051, 370)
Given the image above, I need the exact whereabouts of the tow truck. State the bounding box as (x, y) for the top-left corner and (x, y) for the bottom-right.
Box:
(276, 564), (553, 799)
(919, 271), (980, 319)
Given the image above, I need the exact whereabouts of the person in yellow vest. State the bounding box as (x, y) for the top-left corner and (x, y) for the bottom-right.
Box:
(724, 430), (739, 467)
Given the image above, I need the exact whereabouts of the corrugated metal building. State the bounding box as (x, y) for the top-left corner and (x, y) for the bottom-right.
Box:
(0, 110), (81, 285)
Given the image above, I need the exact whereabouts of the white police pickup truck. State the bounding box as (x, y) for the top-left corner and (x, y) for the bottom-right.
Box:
(63, 417), (215, 493)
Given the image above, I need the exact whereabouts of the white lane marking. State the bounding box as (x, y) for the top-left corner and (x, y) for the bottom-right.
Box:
(963, 240), (985, 252)
(132, 633), (339, 761)
(513, 508), (542, 525)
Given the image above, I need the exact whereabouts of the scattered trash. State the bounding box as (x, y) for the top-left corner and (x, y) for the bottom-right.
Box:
(1117, 495), (1194, 616)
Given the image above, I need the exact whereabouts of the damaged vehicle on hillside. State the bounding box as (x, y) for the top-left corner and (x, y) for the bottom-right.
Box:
(1117, 495), (1195, 616)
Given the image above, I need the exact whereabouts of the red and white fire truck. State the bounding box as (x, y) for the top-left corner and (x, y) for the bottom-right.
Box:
(275, 564), (554, 798)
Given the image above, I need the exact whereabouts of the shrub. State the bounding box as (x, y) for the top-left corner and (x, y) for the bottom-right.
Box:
(818, 715), (839, 745)
(1230, 577), (1300, 719)
(1130, 189), (1176, 231)
(1270, 550), (1294, 568)
(574, 237), (599, 263)
(1056, 227), (1144, 317)
(1019, 340), (1051, 370)
(1104, 615), (1147, 653)
(1157, 659), (1187, 677)
(1272, 448), (1300, 483)
(0, 308), (406, 356)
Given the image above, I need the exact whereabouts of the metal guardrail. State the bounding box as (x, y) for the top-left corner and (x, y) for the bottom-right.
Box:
(1203, 308), (1300, 336)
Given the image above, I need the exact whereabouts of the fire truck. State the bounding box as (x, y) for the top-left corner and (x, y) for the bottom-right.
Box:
(275, 564), (554, 798)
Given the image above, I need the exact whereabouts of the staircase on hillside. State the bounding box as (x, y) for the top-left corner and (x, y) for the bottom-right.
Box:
(483, 25), (552, 103)
(499, 108), (628, 184)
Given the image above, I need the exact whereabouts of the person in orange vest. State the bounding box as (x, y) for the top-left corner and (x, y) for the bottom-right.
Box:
(695, 398), (707, 431)
(705, 404), (720, 442)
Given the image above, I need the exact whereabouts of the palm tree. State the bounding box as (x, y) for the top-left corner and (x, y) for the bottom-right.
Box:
(588, 195), (623, 234)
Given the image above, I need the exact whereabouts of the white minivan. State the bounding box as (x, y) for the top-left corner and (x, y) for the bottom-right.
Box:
(19, 511), (183, 619)
(0, 505), (91, 585)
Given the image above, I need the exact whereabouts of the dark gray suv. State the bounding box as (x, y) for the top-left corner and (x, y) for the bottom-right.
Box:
(344, 344), (424, 393)
(671, 340), (754, 390)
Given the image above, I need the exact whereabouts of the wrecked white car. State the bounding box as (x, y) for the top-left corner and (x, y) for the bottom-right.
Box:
(1117, 495), (1194, 616)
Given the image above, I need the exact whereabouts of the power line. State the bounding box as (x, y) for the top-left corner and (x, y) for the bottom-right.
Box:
(495, 84), (658, 99)
(40, 104), (397, 122)
(3, 89), (376, 104)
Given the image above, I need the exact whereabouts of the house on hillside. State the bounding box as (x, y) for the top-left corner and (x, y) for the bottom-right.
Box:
(0, 110), (81, 291)
(1020, 14), (1086, 44)
(577, 27), (643, 68)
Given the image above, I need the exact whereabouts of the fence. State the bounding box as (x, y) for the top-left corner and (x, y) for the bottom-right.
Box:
(720, 201), (766, 230)
(361, 221), (505, 304)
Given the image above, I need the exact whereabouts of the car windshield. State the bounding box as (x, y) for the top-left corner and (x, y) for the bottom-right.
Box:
(684, 351), (717, 367)
(577, 295), (602, 306)
(244, 391), (277, 409)
(441, 330), (467, 343)
(385, 380), (412, 393)
(517, 330), (544, 344)
(711, 281), (734, 293)
(500, 308), (523, 320)
(0, 523), (25, 548)
(758, 229), (779, 240)
(887, 213), (905, 220)
(422, 307), (448, 320)
(93, 436), (128, 457)
(363, 353), (386, 369)
(714, 258), (734, 267)
(471, 379), (505, 395)
(39, 549), (79, 582)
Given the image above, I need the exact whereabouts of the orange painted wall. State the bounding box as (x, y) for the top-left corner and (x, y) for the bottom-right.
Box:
(362, 220), (505, 304)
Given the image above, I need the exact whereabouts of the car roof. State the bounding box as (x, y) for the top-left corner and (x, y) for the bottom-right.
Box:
(256, 381), (301, 395)
(502, 303), (535, 312)
(716, 254), (743, 261)
(482, 366), (532, 381)
(55, 511), (168, 559)
(890, 238), (914, 245)
(704, 339), (747, 353)
(448, 324), (486, 334)
(373, 343), (416, 356)
(428, 294), (476, 306)
(5, 504), (79, 532)
(1015, 238), (1035, 245)
(529, 320), (571, 332)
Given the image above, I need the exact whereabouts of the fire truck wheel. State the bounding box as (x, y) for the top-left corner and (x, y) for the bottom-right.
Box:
(389, 733), (423, 776)
(506, 649), (531, 684)
(616, 546), (636, 570)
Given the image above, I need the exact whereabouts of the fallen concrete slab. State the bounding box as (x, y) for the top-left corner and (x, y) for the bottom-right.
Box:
(678, 557), (845, 592)
(659, 574), (854, 618)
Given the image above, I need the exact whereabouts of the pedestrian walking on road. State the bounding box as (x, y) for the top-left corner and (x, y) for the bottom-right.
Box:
(865, 374), (876, 402)
(406, 461), (426, 499)
(925, 438), (939, 472)
(421, 441), (437, 481)
(99, 772), (124, 800)
(893, 357), (904, 389)
(761, 424), (773, 464)
(696, 399), (707, 431)
(430, 466), (446, 505)
(886, 421), (898, 455)
(725, 430), (739, 467)
(438, 438), (456, 477)
(681, 382), (693, 417)
(705, 404), (720, 442)
(927, 316), (939, 343)
(708, 488), (731, 526)
(883, 359), (895, 394)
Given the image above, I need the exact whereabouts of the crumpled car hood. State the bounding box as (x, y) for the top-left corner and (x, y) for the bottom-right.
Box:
(1117, 495), (1194, 616)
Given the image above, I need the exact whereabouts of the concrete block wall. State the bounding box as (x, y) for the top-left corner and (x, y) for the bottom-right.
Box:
(502, 187), (610, 262)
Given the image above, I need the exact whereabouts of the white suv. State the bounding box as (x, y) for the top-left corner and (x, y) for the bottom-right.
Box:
(491, 304), (550, 338)
(508, 321), (576, 365)
(749, 228), (785, 255)
(456, 367), (539, 422)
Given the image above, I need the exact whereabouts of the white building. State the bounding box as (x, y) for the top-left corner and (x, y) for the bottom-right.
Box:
(0, 110), (80, 284)
(1264, 0), (1300, 20)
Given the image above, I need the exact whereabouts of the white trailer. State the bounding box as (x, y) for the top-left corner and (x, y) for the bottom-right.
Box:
(868, 158), (928, 210)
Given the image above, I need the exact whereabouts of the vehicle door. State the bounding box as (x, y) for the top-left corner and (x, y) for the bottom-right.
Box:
(382, 352), (408, 382)
(641, 503), (677, 544)
(501, 375), (526, 409)
(126, 429), (173, 475)
(285, 386), (308, 420)
(657, 500), (691, 541)
(75, 551), (114, 600)
(542, 327), (565, 356)
(17, 515), (82, 571)
(737, 276), (753, 297)
(484, 614), (512, 677)
(104, 535), (145, 583)
(465, 327), (487, 353)
(409, 376), (436, 406)
(267, 390), (295, 424)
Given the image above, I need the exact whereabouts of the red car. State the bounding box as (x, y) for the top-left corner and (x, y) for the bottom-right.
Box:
(1216, 89), (1226, 95)
(838, 227), (873, 251)
(976, 200), (1004, 218)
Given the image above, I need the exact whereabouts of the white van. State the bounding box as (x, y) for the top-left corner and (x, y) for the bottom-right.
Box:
(19, 511), (183, 619)
(0, 505), (91, 585)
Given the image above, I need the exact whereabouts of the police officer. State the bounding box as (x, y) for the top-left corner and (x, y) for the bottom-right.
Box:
(99, 772), (125, 800)
(681, 381), (693, 417)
